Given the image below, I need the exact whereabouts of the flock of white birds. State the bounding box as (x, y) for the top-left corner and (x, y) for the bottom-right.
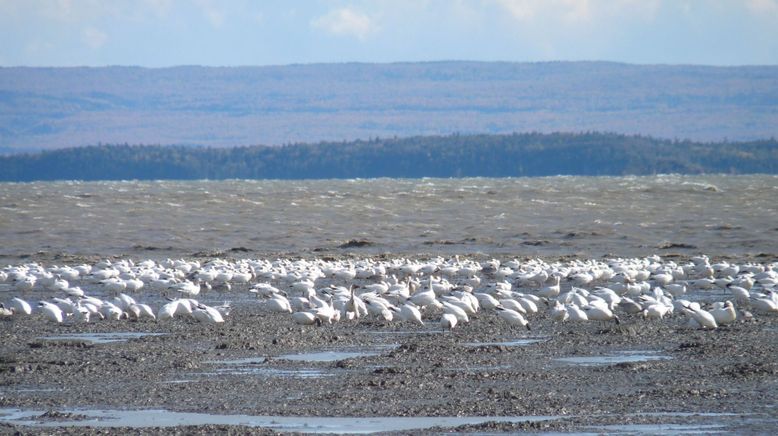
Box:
(1, 255), (777, 331)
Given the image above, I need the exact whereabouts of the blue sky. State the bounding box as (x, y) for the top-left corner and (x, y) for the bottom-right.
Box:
(1, 0), (777, 67)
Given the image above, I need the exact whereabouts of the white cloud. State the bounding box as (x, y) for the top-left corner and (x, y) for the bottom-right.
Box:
(81, 26), (108, 49)
(493, 0), (661, 24)
(493, 0), (536, 21)
(194, 0), (225, 29)
(747, 0), (778, 15)
(311, 8), (377, 40)
(141, 0), (175, 18)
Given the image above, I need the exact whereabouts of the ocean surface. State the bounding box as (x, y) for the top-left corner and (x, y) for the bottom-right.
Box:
(1, 175), (776, 261)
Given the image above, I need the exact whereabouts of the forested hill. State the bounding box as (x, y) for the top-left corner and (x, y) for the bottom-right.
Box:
(2, 62), (777, 153)
(1, 133), (776, 182)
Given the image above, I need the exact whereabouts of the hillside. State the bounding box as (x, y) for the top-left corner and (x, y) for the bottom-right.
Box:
(1, 62), (777, 153)
(1, 133), (776, 182)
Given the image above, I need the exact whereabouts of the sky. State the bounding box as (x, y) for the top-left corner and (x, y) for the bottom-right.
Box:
(1, 0), (777, 67)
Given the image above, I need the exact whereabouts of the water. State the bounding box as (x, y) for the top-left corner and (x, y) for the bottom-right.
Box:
(1, 175), (776, 260)
(0, 408), (559, 433)
(464, 337), (547, 347)
(40, 332), (166, 344)
(555, 350), (672, 366)
(277, 351), (382, 362)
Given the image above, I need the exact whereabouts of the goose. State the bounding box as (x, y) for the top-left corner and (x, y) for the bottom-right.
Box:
(10, 297), (33, 315)
(128, 303), (156, 321)
(0, 304), (14, 317)
(498, 298), (526, 314)
(473, 292), (500, 310)
(51, 297), (77, 316)
(440, 295), (476, 315)
(157, 300), (179, 321)
(710, 301), (736, 325)
(515, 295), (539, 314)
(442, 301), (470, 324)
(73, 305), (92, 322)
(664, 283), (687, 297)
(440, 313), (458, 331)
(292, 311), (322, 326)
(346, 287), (367, 319)
(192, 304), (225, 323)
(583, 302), (620, 324)
(100, 302), (125, 320)
(750, 294), (778, 313)
(495, 306), (531, 330)
(265, 294), (293, 313)
(617, 297), (643, 314)
(652, 273), (674, 286)
(124, 278), (144, 292)
(682, 304), (718, 329)
(231, 270), (253, 284)
(172, 280), (201, 296)
(566, 304), (588, 322)
(537, 276), (561, 299)
(14, 276), (36, 292)
(642, 303), (670, 320)
(409, 284), (438, 308)
(65, 286), (85, 298)
(102, 278), (127, 293)
(38, 302), (63, 323)
(550, 300), (569, 321)
(727, 284), (750, 306)
(393, 302), (424, 326)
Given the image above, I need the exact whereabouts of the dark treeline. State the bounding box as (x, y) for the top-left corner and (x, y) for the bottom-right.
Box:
(1, 132), (776, 182)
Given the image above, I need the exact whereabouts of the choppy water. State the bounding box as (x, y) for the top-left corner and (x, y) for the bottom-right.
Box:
(0, 175), (776, 261)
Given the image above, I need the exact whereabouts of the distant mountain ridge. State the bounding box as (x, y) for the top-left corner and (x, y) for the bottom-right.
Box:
(1, 132), (775, 181)
(1, 61), (777, 153)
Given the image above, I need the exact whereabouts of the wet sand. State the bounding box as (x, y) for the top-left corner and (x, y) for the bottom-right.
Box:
(1, 256), (777, 434)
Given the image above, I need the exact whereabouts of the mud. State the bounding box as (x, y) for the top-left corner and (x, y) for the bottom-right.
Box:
(1, 281), (777, 434)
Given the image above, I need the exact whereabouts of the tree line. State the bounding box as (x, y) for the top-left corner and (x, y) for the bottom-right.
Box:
(1, 132), (776, 182)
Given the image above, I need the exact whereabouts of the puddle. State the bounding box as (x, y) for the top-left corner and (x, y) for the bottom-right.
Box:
(367, 330), (441, 335)
(206, 368), (333, 378)
(205, 357), (267, 365)
(594, 423), (727, 434)
(277, 345), (398, 363)
(277, 351), (380, 362)
(40, 332), (165, 345)
(464, 337), (547, 347)
(555, 350), (671, 366)
(0, 408), (559, 433)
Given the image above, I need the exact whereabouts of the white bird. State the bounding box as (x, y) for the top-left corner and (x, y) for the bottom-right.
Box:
(550, 300), (569, 322)
(710, 301), (736, 325)
(392, 302), (424, 326)
(38, 302), (63, 323)
(498, 298), (526, 314)
(440, 313), (458, 331)
(566, 304), (588, 322)
(292, 311), (322, 325)
(442, 301), (470, 324)
(682, 304), (718, 329)
(474, 292), (500, 310)
(583, 303), (620, 324)
(495, 306), (531, 330)
(192, 304), (225, 323)
(265, 294), (293, 313)
(727, 284), (750, 306)
(128, 303), (156, 321)
(537, 276), (561, 299)
(157, 300), (180, 321)
(10, 297), (32, 315)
